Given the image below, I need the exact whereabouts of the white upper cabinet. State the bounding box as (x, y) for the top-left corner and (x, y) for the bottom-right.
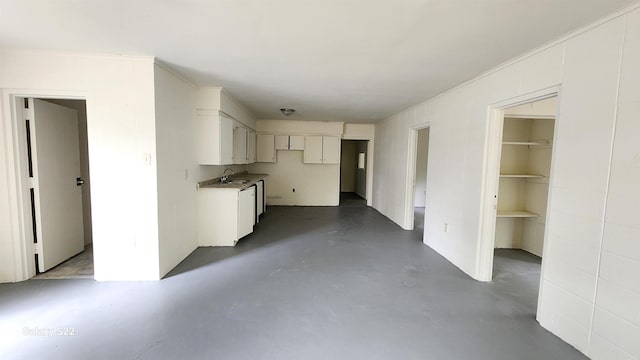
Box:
(197, 111), (234, 165)
(233, 125), (248, 164)
(248, 130), (257, 164)
(303, 136), (323, 163)
(257, 134), (276, 163)
(275, 135), (289, 150)
(303, 135), (339, 164)
(322, 136), (340, 164)
(274, 134), (305, 150)
(196, 87), (257, 165)
(289, 135), (304, 150)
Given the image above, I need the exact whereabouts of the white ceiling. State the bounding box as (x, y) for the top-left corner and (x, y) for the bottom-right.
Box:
(0, 0), (636, 122)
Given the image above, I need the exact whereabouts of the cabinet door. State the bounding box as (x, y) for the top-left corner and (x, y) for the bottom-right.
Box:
(303, 136), (323, 164)
(237, 187), (255, 239)
(233, 125), (248, 164)
(322, 136), (340, 164)
(257, 134), (276, 162)
(289, 135), (305, 150)
(219, 114), (234, 165)
(257, 180), (264, 218)
(275, 135), (289, 150)
(248, 130), (257, 163)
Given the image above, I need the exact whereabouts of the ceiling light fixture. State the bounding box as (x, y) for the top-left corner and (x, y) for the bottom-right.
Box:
(280, 108), (295, 116)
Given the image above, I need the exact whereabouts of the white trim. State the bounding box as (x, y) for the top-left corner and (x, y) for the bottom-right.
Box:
(476, 87), (560, 282)
(2, 89), (89, 282)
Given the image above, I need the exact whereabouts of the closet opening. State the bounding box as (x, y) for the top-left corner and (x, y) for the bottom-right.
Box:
(492, 96), (557, 315)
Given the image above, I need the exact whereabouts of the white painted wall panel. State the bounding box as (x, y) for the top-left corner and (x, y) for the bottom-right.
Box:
(520, 44), (565, 94)
(0, 51), (159, 281)
(154, 65), (199, 278)
(371, 7), (639, 358)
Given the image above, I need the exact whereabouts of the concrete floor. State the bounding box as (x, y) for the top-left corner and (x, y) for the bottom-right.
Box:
(35, 245), (94, 279)
(0, 193), (586, 359)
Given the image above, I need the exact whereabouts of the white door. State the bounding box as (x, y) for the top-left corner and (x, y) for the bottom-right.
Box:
(248, 130), (257, 163)
(31, 99), (85, 272)
(237, 187), (255, 239)
(233, 125), (248, 164)
(257, 134), (275, 162)
(274, 135), (289, 150)
(289, 135), (305, 150)
(303, 136), (323, 163)
(322, 136), (340, 164)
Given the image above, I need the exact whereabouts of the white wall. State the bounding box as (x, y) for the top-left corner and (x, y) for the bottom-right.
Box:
(371, 5), (640, 359)
(153, 64), (199, 277)
(414, 128), (429, 207)
(249, 119), (343, 206)
(0, 51), (159, 281)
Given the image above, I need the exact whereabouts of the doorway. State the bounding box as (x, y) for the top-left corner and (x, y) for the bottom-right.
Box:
(340, 140), (368, 205)
(23, 98), (94, 279)
(486, 95), (558, 315)
(403, 126), (430, 232)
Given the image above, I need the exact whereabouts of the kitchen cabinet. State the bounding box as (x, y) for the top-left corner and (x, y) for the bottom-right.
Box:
(303, 135), (339, 164)
(237, 187), (255, 239)
(275, 135), (304, 150)
(257, 134), (276, 163)
(256, 180), (265, 220)
(233, 125), (248, 164)
(197, 111), (234, 165)
(198, 186), (256, 246)
(248, 130), (257, 164)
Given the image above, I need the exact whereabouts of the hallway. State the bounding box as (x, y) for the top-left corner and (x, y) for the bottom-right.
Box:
(0, 201), (584, 359)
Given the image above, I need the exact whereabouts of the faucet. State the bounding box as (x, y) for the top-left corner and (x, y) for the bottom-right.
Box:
(221, 168), (234, 183)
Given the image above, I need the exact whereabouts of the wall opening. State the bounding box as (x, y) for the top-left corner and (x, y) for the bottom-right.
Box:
(340, 139), (368, 205)
(22, 97), (94, 279)
(488, 96), (558, 316)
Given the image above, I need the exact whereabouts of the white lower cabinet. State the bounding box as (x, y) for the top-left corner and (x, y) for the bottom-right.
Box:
(198, 187), (256, 246)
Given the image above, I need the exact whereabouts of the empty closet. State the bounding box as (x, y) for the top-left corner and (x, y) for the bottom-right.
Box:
(495, 98), (556, 257)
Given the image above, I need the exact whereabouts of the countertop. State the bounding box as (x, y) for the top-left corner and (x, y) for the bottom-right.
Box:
(197, 172), (268, 190)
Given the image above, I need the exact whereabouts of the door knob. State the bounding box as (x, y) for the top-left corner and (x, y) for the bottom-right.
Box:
(76, 177), (85, 186)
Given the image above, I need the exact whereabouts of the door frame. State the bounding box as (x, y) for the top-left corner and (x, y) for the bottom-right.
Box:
(403, 123), (431, 230)
(2, 89), (89, 281)
(476, 86), (561, 282)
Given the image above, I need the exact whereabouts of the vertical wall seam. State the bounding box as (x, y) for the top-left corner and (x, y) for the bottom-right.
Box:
(586, 14), (628, 354)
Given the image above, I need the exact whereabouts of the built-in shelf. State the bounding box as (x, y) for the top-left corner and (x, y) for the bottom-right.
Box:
(502, 140), (549, 146)
(500, 174), (545, 178)
(496, 211), (539, 218)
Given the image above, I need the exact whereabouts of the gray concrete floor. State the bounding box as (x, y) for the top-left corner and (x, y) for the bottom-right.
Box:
(35, 245), (94, 279)
(0, 193), (586, 359)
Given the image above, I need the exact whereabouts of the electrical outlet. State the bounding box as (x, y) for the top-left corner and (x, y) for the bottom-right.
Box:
(444, 223), (449, 232)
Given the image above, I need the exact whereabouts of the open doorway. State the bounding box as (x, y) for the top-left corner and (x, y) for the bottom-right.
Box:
(403, 126), (430, 233)
(413, 128), (430, 233)
(340, 140), (368, 206)
(489, 96), (558, 315)
(22, 98), (94, 279)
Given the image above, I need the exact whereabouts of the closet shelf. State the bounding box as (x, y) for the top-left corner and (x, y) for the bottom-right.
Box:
(496, 211), (539, 218)
(502, 140), (549, 146)
(500, 174), (545, 178)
